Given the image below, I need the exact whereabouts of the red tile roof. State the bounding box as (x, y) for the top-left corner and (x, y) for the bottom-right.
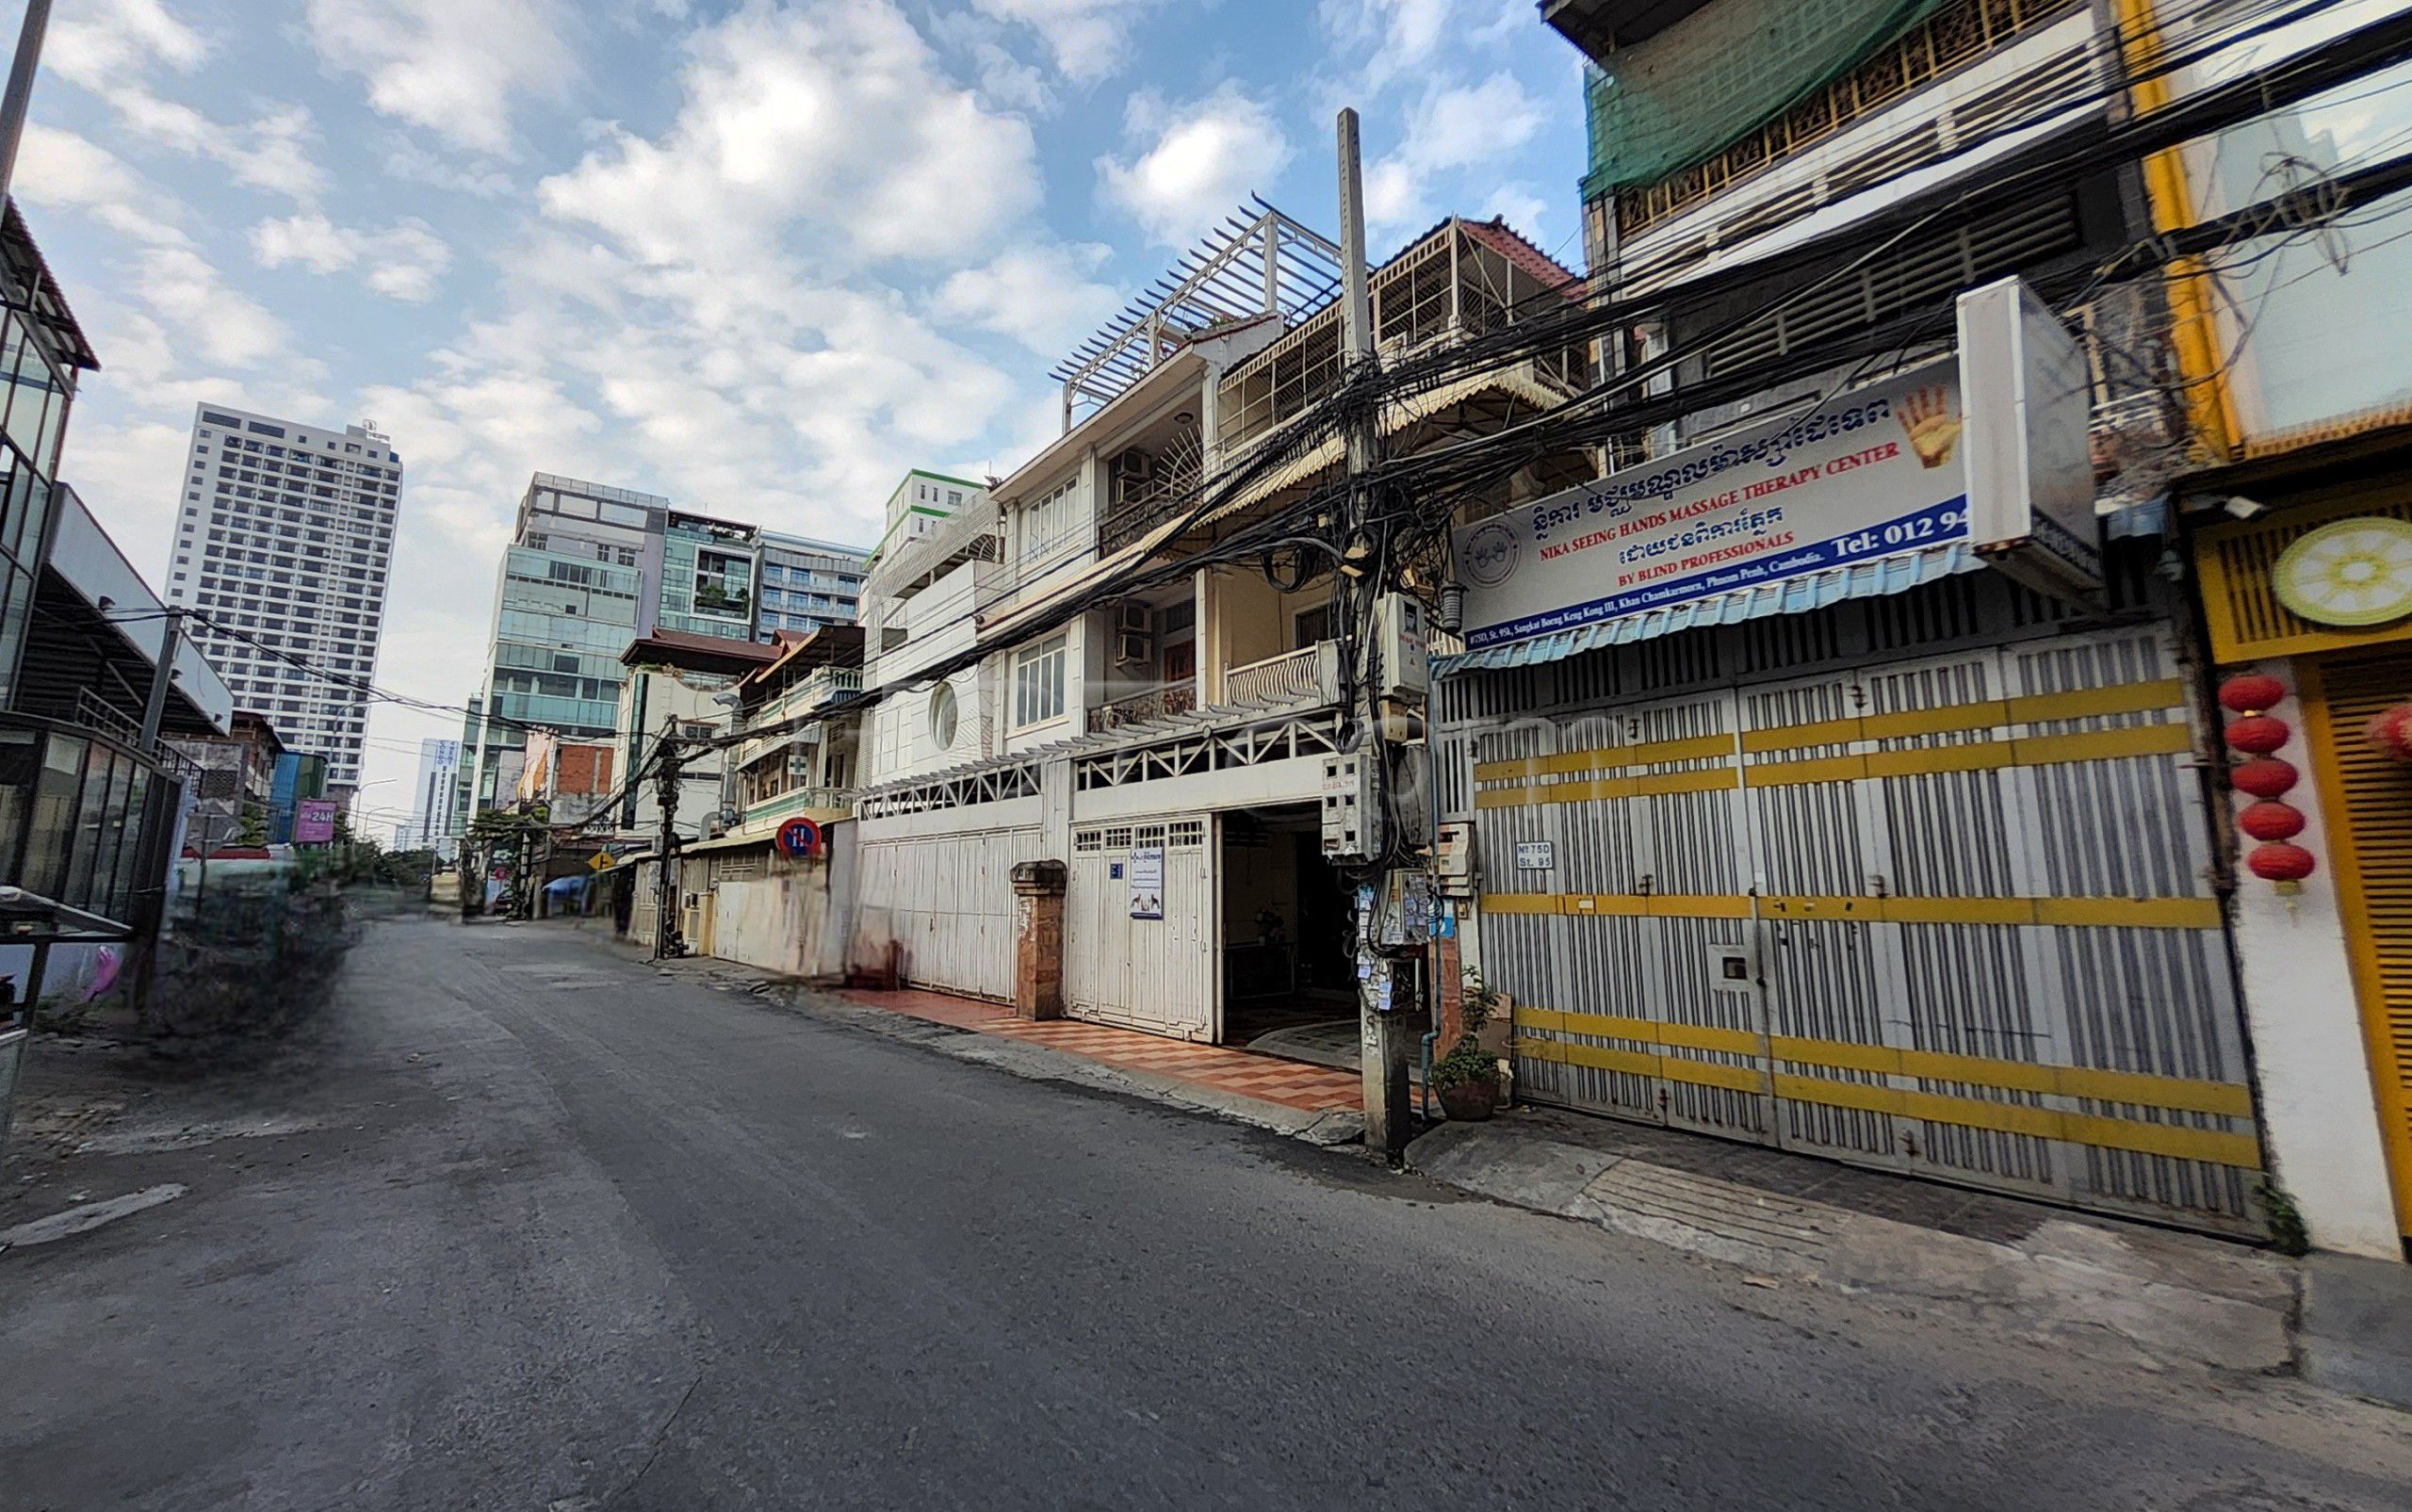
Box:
(620, 626), (783, 669)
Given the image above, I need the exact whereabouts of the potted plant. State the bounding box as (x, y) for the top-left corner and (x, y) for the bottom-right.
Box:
(1432, 969), (1505, 1121)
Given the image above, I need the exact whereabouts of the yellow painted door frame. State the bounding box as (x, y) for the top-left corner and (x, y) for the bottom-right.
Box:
(2299, 654), (2412, 1239)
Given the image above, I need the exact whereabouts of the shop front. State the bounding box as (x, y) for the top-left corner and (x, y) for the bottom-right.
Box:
(2193, 480), (2412, 1259)
(1435, 280), (2271, 1235)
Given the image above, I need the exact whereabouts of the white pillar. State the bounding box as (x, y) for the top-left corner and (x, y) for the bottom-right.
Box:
(2230, 658), (2403, 1260)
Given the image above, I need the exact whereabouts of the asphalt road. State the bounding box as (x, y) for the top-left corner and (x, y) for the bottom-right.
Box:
(6, 917), (2410, 1510)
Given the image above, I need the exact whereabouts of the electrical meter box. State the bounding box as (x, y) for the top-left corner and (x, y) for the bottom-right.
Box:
(1433, 821), (1475, 897)
(1374, 593), (1429, 702)
(1319, 753), (1382, 861)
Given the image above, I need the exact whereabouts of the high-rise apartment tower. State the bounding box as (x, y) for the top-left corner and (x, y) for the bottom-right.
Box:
(162, 402), (402, 787)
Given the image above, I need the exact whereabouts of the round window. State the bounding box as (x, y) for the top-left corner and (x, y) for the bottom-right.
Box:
(929, 681), (958, 751)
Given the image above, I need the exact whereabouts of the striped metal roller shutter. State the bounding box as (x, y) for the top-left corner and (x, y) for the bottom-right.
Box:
(1462, 614), (2262, 1234)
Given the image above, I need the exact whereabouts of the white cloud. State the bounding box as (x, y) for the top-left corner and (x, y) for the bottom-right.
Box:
(106, 91), (329, 200)
(1363, 72), (1544, 236)
(1098, 84), (1294, 246)
(1478, 182), (1549, 240)
(14, 123), (188, 248)
(1318, 0), (1522, 94)
(136, 247), (299, 368)
(934, 242), (1121, 353)
(253, 213), (454, 301)
(539, 0), (1040, 268)
(383, 138), (517, 199)
(46, 0), (209, 87)
(972, 0), (1165, 80)
(14, 127), (323, 397)
(47, 0), (331, 202)
(972, 41), (1057, 113)
(303, 0), (575, 155)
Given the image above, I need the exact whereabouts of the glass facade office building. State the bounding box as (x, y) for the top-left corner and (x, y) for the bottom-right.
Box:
(457, 473), (872, 834)
(656, 513), (758, 642)
(758, 531), (867, 640)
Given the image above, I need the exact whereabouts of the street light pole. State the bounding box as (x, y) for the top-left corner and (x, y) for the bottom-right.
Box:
(0, 0), (50, 208)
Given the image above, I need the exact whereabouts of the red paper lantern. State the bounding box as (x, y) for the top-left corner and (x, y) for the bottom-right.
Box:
(2247, 842), (2317, 883)
(2225, 714), (2291, 755)
(2367, 705), (2412, 764)
(2219, 674), (2288, 715)
(2230, 756), (2299, 799)
(2239, 801), (2306, 841)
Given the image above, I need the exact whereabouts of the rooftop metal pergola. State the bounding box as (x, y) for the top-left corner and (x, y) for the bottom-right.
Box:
(1049, 198), (1348, 427)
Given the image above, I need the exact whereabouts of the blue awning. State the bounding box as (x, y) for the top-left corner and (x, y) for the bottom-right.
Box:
(1435, 541), (1986, 678)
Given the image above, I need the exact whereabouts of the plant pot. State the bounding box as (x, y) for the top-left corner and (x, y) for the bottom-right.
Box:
(1437, 1075), (1499, 1122)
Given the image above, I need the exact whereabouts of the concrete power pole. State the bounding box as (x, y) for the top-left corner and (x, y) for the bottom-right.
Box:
(1336, 108), (1415, 1160)
(651, 726), (685, 961)
(0, 0), (53, 208)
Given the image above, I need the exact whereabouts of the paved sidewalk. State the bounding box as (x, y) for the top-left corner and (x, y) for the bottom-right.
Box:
(841, 989), (1361, 1114)
(1410, 1110), (2305, 1380)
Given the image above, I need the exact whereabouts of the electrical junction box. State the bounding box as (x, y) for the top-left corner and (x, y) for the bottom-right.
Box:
(1708, 941), (1757, 995)
(1320, 753), (1383, 861)
(1375, 869), (1434, 950)
(1433, 822), (1475, 898)
(1374, 593), (1430, 703)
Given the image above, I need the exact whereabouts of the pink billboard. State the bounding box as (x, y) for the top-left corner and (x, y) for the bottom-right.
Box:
(294, 799), (338, 845)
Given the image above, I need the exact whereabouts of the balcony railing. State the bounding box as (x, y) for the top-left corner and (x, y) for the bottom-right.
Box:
(1095, 682), (1198, 732)
(734, 783), (856, 835)
(1224, 644), (1329, 707)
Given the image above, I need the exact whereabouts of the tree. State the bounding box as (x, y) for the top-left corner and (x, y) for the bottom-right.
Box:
(236, 805), (268, 848)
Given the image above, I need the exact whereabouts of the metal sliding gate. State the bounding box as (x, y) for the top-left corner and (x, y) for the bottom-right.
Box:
(1067, 816), (1216, 1039)
(1455, 617), (2262, 1234)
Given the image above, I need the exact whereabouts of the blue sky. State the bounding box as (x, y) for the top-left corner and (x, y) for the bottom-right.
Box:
(6, 0), (1588, 828)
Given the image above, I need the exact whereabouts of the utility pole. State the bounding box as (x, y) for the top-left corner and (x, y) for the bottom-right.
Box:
(651, 723), (685, 961)
(0, 0), (53, 207)
(137, 608), (186, 753)
(1336, 108), (1414, 1160)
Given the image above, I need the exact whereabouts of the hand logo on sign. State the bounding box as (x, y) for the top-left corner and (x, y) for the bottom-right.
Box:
(1897, 384), (1964, 470)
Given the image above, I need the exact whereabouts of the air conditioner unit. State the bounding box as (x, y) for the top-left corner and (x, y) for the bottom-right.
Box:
(1115, 604), (1153, 665)
(1112, 450), (1154, 492)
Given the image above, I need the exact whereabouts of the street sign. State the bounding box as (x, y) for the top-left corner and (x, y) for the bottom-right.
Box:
(775, 817), (823, 859)
(589, 852), (616, 873)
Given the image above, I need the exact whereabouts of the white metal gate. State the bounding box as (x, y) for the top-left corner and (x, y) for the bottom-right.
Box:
(1460, 619), (2261, 1233)
(856, 827), (1035, 1000)
(1066, 816), (1216, 1039)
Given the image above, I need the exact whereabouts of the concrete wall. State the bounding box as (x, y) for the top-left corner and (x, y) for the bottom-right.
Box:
(2230, 660), (2404, 1260)
(710, 826), (855, 982)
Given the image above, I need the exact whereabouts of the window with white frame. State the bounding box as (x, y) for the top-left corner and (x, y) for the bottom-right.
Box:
(1020, 476), (1083, 564)
(1013, 634), (1067, 727)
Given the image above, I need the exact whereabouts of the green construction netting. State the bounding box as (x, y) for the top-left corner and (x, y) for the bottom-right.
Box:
(1583, 0), (1950, 199)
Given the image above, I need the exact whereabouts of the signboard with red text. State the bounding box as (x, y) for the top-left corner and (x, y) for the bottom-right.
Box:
(1455, 362), (1967, 650)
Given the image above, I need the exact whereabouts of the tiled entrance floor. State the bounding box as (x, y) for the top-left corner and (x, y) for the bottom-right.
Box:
(842, 989), (1360, 1114)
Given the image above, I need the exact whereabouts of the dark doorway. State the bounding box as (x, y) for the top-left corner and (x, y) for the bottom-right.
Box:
(1219, 803), (1358, 1055)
